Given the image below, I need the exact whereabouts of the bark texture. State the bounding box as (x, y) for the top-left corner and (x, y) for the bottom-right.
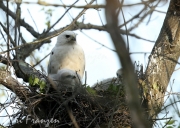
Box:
(145, 0), (180, 118)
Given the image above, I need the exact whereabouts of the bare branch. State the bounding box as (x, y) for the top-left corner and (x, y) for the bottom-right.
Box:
(9, 0), (105, 9)
(0, 22), (16, 46)
(5, 0), (10, 65)
(0, 22), (154, 55)
(0, 1), (39, 38)
(80, 30), (116, 52)
(75, 22), (154, 42)
(32, 52), (50, 68)
(0, 70), (31, 101)
(105, 0), (150, 127)
(0, 0), (96, 55)
(45, 0), (79, 33)
(119, 6), (146, 28)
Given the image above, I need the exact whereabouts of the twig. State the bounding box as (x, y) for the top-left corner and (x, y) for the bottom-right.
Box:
(27, 9), (39, 33)
(0, 22), (16, 45)
(84, 71), (87, 85)
(105, 0), (150, 127)
(0, 0), (96, 55)
(81, 30), (116, 52)
(65, 105), (79, 128)
(32, 52), (50, 68)
(0, 1), (39, 37)
(0, 70), (31, 101)
(86, 112), (100, 128)
(45, 0), (79, 34)
(10, 0), (105, 8)
(95, 0), (104, 26)
(119, 6), (146, 28)
(6, 0), (10, 69)
(120, 2), (129, 52)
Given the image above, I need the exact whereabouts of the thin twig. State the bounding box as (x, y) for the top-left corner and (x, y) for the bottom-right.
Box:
(27, 9), (39, 33)
(0, 0), (96, 55)
(65, 105), (80, 128)
(105, 0), (150, 127)
(45, 0), (79, 33)
(32, 52), (50, 68)
(121, 2), (129, 52)
(81, 30), (116, 52)
(6, 0), (10, 69)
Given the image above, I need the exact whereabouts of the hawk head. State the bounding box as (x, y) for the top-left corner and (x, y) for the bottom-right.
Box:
(57, 31), (77, 45)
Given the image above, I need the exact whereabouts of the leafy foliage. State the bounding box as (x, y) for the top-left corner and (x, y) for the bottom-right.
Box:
(29, 75), (46, 93)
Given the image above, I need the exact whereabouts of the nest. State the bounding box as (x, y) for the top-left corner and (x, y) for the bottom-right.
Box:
(11, 62), (147, 128)
(12, 81), (133, 128)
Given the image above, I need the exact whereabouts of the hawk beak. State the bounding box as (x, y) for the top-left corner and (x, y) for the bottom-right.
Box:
(71, 36), (76, 41)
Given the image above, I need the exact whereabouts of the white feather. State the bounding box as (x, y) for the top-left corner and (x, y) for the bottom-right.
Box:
(48, 31), (85, 79)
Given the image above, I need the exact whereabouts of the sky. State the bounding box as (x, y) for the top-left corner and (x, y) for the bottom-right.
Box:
(0, 0), (180, 127)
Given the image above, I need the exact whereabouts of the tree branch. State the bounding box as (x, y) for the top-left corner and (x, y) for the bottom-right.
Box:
(0, 0), (154, 59)
(145, 0), (180, 119)
(0, 0), (96, 82)
(0, 69), (31, 101)
(0, 1), (39, 38)
(10, 0), (105, 9)
(45, 0), (79, 34)
(105, 0), (150, 127)
(21, 0), (95, 58)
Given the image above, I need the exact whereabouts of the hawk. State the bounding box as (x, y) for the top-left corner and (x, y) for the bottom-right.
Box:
(48, 31), (85, 79)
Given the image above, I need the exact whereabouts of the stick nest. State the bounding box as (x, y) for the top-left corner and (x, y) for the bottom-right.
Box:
(12, 81), (133, 128)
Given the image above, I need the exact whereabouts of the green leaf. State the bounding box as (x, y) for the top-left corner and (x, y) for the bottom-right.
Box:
(107, 84), (120, 94)
(152, 82), (159, 90)
(40, 7), (44, 11)
(86, 86), (96, 95)
(166, 120), (176, 125)
(39, 80), (46, 90)
(29, 75), (40, 86)
(29, 76), (47, 93)
(45, 21), (50, 29)
(166, 126), (173, 128)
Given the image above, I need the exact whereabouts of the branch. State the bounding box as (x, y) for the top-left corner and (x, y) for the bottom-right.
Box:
(0, 70), (31, 101)
(0, 0), (96, 83)
(0, 22), (16, 46)
(0, 55), (8, 65)
(119, 6), (146, 28)
(0, 22), (154, 55)
(0, 1), (39, 38)
(45, 0), (79, 33)
(9, 0), (167, 14)
(0, 1), (97, 58)
(0, 0), (154, 58)
(0, 54), (45, 84)
(55, 22), (155, 42)
(145, 0), (180, 119)
(105, 0), (150, 127)
(10, 1), (105, 8)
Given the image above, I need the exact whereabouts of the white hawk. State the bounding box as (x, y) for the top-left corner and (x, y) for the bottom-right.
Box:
(48, 69), (81, 87)
(48, 31), (85, 79)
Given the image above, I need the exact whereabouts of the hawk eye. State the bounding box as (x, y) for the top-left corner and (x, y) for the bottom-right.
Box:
(66, 35), (70, 38)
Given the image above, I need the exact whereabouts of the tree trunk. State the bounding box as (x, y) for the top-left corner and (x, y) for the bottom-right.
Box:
(145, 0), (180, 118)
